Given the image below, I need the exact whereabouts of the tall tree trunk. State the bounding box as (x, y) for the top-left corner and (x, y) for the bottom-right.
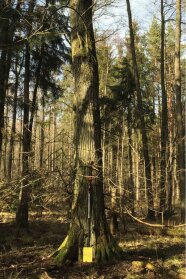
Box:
(134, 131), (140, 202)
(0, 0), (21, 164)
(127, 107), (135, 214)
(40, 93), (45, 169)
(27, 49), (42, 171)
(3, 101), (9, 177)
(1, 47), (12, 177)
(16, 43), (31, 229)
(0, 48), (8, 162)
(52, 109), (57, 171)
(18, 109), (23, 176)
(0, 1), (10, 158)
(28, 47), (43, 143)
(16, 0), (36, 229)
(175, 0), (185, 222)
(50, 106), (56, 172)
(8, 55), (19, 179)
(125, 0), (155, 220)
(54, 0), (120, 264)
(0, 36), (10, 167)
(167, 76), (174, 212)
(119, 117), (125, 205)
(159, 0), (168, 212)
(110, 144), (119, 235)
(48, 106), (52, 172)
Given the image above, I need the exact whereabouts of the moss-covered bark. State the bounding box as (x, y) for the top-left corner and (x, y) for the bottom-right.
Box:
(54, 0), (121, 264)
(55, 222), (122, 264)
(55, 224), (80, 263)
(95, 235), (122, 262)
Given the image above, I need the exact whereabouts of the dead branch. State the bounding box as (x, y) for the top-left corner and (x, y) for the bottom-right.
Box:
(126, 210), (186, 228)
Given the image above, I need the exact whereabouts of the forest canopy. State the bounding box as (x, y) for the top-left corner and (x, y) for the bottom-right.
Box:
(0, 0), (185, 278)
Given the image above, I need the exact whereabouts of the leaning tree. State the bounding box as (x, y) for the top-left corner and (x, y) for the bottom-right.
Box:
(54, 0), (120, 263)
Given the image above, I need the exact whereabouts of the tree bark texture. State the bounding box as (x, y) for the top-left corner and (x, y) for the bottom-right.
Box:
(8, 55), (19, 178)
(0, 1), (11, 158)
(16, 43), (31, 229)
(55, 0), (120, 263)
(175, 0), (185, 222)
(159, 0), (168, 212)
(127, 107), (135, 214)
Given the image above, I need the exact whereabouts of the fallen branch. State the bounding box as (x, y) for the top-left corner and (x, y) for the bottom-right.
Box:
(126, 210), (186, 228)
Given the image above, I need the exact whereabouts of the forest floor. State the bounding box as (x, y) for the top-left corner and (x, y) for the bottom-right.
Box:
(0, 212), (185, 279)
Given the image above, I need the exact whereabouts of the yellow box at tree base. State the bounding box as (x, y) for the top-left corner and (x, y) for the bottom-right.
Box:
(83, 247), (93, 262)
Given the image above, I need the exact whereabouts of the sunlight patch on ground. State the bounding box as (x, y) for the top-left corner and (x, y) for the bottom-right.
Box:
(119, 233), (184, 251)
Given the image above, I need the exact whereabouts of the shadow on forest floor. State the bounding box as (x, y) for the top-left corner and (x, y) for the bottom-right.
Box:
(0, 214), (185, 279)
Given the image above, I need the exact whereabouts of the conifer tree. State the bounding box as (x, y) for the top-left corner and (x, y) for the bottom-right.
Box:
(125, 0), (155, 220)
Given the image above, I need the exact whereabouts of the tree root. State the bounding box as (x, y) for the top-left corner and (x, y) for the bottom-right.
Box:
(54, 224), (80, 264)
(53, 225), (122, 264)
(95, 236), (122, 262)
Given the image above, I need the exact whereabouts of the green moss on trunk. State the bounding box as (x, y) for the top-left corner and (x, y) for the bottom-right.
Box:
(95, 235), (122, 262)
(55, 224), (80, 264)
(55, 225), (122, 264)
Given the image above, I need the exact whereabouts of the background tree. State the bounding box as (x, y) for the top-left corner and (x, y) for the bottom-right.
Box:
(15, 0), (69, 229)
(125, 0), (155, 220)
(0, 0), (185, 246)
(159, 0), (168, 213)
(174, 0), (185, 222)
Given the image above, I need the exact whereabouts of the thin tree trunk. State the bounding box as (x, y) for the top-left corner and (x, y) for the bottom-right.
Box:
(134, 131), (139, 202)
(159, 0), (168, 212)
(127, 107), (135, 214)
(8, 56), (19, 178)
(48, 106), (52, 172)
(3, 101), (9, 177)
(119, 117), (125, 202)
(16, 0), (36, 229)
(167, 76), (174, 212)
(18, 109), (23, 176)
(0, 43), (12, 170)
(175, 0), (185, 222)
(0, 1), (10, 158)
(0, 48), (8, 162)
(16, 43), (31, 229)
(125, 0), (155, 220)
(40, 93), (45, 169)
(110, 143), (119, 235)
